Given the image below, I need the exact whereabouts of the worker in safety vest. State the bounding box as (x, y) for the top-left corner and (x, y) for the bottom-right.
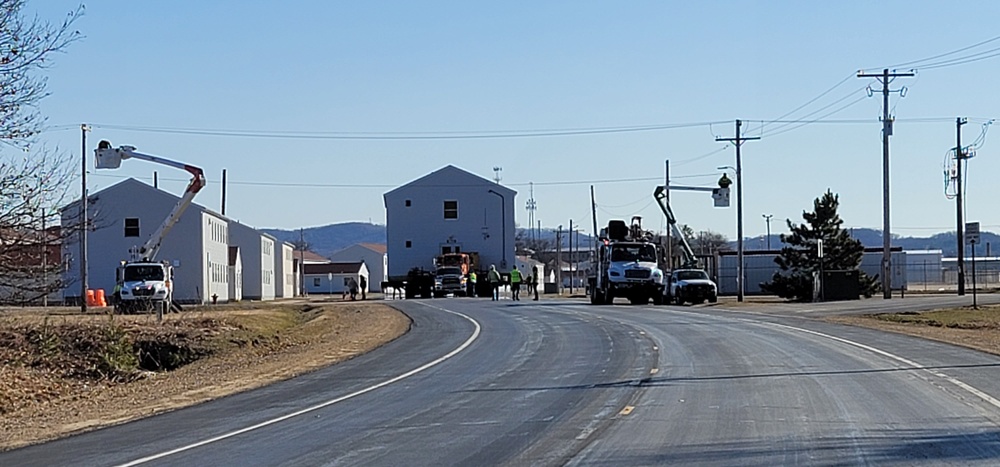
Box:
(510, 266), (522, 301)
(488, 265), (501, 301)
(468, 271), (477, 298)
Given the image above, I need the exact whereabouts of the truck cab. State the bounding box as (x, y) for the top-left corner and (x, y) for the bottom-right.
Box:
(434, 266), (467, 297)
(115, 261), (174, 314)
(666, 268), (717, 305)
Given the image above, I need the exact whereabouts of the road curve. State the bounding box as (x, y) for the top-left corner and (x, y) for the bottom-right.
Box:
(6, 298), (1000, 466)
(1, 299), (654, 466)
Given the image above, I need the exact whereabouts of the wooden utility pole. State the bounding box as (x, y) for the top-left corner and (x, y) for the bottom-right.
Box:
(857, 68), (914, 299)
(716, 119), (759, 302)
(955, 117), (968, 296)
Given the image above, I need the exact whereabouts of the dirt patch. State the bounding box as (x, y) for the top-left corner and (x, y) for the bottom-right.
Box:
(827, 305), (1000, 356)
(0, 300), (409, 451)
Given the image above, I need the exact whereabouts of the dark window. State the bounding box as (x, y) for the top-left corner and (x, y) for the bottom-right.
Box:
(405, 199), (411, 207)
(444, 200), (458, 219)
(124, 218), (140, 237)
(405, 240), (412, 248)
(442, 246), (453, 254)
(313, 278), (320, 287)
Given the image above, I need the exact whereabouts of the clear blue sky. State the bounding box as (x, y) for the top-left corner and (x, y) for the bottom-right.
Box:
(28, 1), (1000, 241)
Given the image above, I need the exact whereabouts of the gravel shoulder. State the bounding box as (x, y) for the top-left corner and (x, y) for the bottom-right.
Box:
(0, 299), (409, 451)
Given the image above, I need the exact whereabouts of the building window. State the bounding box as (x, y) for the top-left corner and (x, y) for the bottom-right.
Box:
(442, 246), (452, 254)
(405, 240), (412, 248)
(444, 200), (458, 219)
(124, 218), (140, 237)
(405, 199), (411, 207)
(313, 278), (320, 287)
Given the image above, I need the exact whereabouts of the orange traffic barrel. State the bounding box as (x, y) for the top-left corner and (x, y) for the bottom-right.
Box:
(95, 289), (107, 307)
(86, 289), (96, 306)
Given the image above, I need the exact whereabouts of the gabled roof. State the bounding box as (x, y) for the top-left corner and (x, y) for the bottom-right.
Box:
(304, 262), (364, 275)
(61, 177), (228, 220)
(357, 243), (387, 254)
(298, 250), (330, 263)
(383, 165), (516, 200)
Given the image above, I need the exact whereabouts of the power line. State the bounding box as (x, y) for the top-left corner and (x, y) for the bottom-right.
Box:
(882, 34), (1000, 69)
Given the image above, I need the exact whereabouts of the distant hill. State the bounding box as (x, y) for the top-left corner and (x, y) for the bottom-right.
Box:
(262, 223), (997, 260)
(262, 222), (386, 259)
(740, 227), (1000, 257)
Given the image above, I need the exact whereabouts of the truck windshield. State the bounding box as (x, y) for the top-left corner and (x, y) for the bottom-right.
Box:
(437, 267), (463, 276)
(610, 244), (657, 262)
(123, 266), (165, 282)
(677, 270), (709, 280)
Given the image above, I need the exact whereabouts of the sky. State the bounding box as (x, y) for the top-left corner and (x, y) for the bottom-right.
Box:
(23, 1), (1000, 242)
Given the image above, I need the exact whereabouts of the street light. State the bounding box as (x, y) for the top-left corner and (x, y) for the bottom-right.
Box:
(762, 214), (773, 250)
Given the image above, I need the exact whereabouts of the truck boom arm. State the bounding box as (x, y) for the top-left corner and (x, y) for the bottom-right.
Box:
(95, 140), (206, 261)
(653, 185), (699, 269)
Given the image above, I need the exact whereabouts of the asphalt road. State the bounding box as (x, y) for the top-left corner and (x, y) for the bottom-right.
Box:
(6, 295), (1000, 466)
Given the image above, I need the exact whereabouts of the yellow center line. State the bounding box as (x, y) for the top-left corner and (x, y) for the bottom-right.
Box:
(619, 405), (635, 416)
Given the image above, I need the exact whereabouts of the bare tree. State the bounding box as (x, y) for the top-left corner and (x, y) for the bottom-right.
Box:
(0, 1), (82, 304)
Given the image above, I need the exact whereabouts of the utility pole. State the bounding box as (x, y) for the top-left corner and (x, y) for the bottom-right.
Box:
(955, 117), (968, 296)
(763, 214), (773, 250)
(569, 219), (574, 295)
(526, 182), (537, 246)
(665, 160), (672, 270)
(716, 119), (759, 302)
(80, 123), (90, 313)
(299, 228), (306, 296)
(556, 225), (563, 295)
(858, 68), (914, 299)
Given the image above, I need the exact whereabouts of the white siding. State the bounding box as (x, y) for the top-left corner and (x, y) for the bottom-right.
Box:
(229, 248), (243, 301)
(61, 178), (219, 304)
(328, 244), (387, 292)
(203, 212), (230, 303)
(384, 166), (516, 279)
(229, 221), (275, 301)
(275, 242), (294, 298)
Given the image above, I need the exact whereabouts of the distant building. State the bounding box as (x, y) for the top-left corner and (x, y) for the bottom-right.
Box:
(275, 242), (295, 298)
(60, 178), (229, 304)
(303, 262), (369, 295)
(383, 165), (516, 279)
(328, 243), (387, 292)
(229, 221), (276, 301)
(717, 247), (907, 295)
(228, 246), (243, 301)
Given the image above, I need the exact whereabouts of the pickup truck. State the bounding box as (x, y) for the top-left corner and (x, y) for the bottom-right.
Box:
(666, 269), (718, 305)
(434, 266), (467, 297)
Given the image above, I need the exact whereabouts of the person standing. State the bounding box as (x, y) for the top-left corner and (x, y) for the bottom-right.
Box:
(488, 265), (501, 301)
(468, 270), (477, 298)
(532, 265), (540, 301)
(510, 266), (522, 301)
(348, 277), (359, 301)
(359, 275), (367, 300)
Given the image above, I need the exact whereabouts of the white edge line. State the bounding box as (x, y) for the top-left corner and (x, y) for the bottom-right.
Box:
(117, 301), (480, 467)
(760, 320), (1000, 410)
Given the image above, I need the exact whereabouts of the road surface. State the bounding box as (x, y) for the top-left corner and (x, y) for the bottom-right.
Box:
(5, 296), (1000, 466)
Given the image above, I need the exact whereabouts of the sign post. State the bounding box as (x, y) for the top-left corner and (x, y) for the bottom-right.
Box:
(966, 222), (980, 309)
(818, 239), (825, 302)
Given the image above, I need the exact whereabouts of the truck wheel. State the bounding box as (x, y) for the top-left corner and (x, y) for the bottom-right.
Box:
(590, 289), (602, 305)
(709, 295), (718, 303)
(608, 286), (618, 305)
(629, 296), (647, 305)
(652, 293), (663, 305)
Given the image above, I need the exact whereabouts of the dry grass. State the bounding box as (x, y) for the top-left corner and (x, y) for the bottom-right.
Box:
(828, 304), (1000, 356)
(0, 301), (409, 451)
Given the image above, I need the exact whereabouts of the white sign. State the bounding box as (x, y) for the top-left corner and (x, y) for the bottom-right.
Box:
(966, 222), (981, 244)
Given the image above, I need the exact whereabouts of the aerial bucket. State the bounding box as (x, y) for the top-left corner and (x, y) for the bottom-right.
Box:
(94, 140), (123, 169)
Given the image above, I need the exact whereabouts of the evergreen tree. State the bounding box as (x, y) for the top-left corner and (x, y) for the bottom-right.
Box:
(760, 190), (877, 301)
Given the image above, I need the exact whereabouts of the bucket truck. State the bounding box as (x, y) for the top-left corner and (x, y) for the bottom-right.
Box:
(94, 140), (206, 314)
(588, 216), (667, 305)
(653, 186), (718, 305)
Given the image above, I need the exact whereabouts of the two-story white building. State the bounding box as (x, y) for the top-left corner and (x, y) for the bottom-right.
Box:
(229, 221), (276, 301)
(328, 243), (387, 292)
(383, 166), (516, 279)
(60, 178), (229, 304)
(275, 242), (295, 298)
